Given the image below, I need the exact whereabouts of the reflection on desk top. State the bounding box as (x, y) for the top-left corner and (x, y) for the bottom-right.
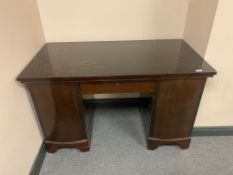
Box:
(17, 39), (217, 82)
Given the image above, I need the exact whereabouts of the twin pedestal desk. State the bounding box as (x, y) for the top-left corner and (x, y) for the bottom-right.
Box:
(17, 40), (216, 153)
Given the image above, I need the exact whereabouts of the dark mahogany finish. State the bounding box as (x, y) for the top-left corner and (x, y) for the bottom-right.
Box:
(17, 40), (216, 83)
(80, 81), (156, 94)
(27, 82), (90, 152)
(148, 78), (207, 150)
(17, 40), (216, 152)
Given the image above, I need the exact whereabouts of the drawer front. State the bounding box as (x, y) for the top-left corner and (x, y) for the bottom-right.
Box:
(80, 81), (156, 94)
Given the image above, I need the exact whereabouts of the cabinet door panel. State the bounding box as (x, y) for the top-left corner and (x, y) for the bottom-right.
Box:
(27, 82), (90, 152)
(150, 78), (206, 139)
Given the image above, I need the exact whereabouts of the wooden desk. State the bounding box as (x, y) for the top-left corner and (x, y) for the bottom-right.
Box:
(17, 40), (216, 153)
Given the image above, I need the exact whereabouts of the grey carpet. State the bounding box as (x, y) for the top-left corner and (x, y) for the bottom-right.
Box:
(39, 107), (233, 175)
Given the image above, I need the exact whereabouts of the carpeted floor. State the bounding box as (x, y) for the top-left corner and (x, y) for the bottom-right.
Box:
(39, 107), (233, 175)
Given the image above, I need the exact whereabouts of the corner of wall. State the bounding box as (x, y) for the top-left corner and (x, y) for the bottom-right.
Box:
(182, 0), (219, 57)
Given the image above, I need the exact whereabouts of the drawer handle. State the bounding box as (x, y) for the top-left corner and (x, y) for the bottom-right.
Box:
(116, 82), (120, 86)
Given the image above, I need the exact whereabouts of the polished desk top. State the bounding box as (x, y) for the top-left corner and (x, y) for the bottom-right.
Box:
(17, 39), (216, 82)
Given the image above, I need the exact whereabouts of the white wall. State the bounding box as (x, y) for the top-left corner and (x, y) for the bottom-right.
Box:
(184, 0), (219, 57)
(0, 0), (45, 174)
(37, 0), (190, 42)
(183, 0), (233, 126)
(1, 0), (233, 174)
(195, 0), (233, 126)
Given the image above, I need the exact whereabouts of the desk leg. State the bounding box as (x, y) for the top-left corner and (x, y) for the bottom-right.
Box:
(27, 82), (90, 153)
(148, 78), (206, 150)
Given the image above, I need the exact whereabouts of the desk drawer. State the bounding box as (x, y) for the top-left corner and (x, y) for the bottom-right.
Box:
(80, 81), (156, 94)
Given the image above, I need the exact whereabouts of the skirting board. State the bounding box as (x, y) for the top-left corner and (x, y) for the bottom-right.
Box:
(192, 127), (233, 136)
(29, 143), (46, 175)
(30, 98), (233, 175)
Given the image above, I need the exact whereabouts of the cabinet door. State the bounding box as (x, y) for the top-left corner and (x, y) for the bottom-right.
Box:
(27, 82), (90, 152)
(148, 78), (206, 149)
